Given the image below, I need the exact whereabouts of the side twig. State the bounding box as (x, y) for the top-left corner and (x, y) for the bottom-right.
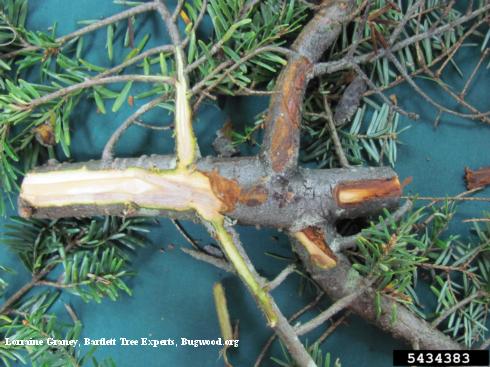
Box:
(1, 3), (158, 59)
(268, 265), (296, 291)
(294, 278), (374, 336)
(254, 292), (325, 367)
(181, 247), (234, 273)
(323, 96), (350, 168)
(332, 200), (413, 252)
(102, 96), (167, 160)
(431, 290), (489, 328)
(24, 75), (174, 111)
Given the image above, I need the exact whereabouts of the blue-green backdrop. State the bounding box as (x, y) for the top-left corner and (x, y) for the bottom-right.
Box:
(0, 1), (489, 366)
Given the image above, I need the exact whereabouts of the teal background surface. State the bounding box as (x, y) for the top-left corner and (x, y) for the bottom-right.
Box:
(0, 1), (489, 366)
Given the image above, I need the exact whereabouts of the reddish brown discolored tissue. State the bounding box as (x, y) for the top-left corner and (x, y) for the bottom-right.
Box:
(203, 171), (269, 211)
(270, 57), (312, 173)
(18, 199), (33, 218)
(465, 167), (490, 190)
(202, 170), (241, 213)
(270, 117), (297, 173)
(293, 227), (337, 269)
(238, 185), (268, 207)
(334, 177), (402, 207)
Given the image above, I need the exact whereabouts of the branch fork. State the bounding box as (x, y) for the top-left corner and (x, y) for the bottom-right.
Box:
(14, 0), (472, 365)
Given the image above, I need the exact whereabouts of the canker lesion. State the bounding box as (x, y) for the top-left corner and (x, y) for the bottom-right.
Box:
(268, 56), (312, 174)
(293, 227), (337, 269)
(334, 177), (401, 207)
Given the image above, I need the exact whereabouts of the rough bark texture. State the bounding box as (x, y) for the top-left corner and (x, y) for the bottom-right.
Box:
(334, 76), (367, 126)
(293, 243), (462, 350)
(19, 155), (400, 232)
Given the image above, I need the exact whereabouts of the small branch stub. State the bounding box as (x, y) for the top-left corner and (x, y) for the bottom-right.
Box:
(334, 177), (401, 207)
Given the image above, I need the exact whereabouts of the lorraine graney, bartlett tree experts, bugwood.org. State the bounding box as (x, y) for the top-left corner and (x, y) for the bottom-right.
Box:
(0, 0), (489, 366)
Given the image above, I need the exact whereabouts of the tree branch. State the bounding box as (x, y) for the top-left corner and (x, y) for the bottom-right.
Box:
(261, 0), (356, 176)
(98, 45), (174, 79)
(480, 338), (490, 350)
(204, 220), (316, 367)
(0, 244), (76, 314)
(294, 278), (374, 336)
(351, 63), (419, 119)
(332, 200), (413, 252)
(333, 75), (367, 126)
(293, 247), (462, 350)
(102, 95), (168, 160)
(254, 292), (325, 367)
(323, 96), (350, 168)
(314, 312), (350, 346)
(385, 50), (490, 121)
(155, 0), (200, 168)
(1, 271), (53, 314)
(172, 219), (201, 250)
(190, 46), (293, 94)
(268, 264), (296, 291)
(181, 247), (233, 273)
(1, 2), (158, 59)
(23, 75), (174, 111)
(18, 156), (400, 230)
(14, 1), (484, 362)
(431, 290), (489, 328)
(313, 4), (490, 76)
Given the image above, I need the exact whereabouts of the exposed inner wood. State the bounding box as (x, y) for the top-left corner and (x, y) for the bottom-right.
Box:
(174, 42), (198, 168)
(21, 167), (273, 220)
(211, 221), (278, 327)
(175, 79), (197, 168)
(334, 177), (401, 206)
(20, 165), (281, 328)
(20, 168), (223, 221)
(293, 227), (337, 269)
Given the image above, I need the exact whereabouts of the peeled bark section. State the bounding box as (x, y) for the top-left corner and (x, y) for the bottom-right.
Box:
(265, 57), (312, 173)
(262, 56), (313, 175)
(19, 155), (401, 231)
(261, 0), (355, 176)
(293, 227), (337, 269)
(20, 168), (222, 221)
(334, 177), (402, 207)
